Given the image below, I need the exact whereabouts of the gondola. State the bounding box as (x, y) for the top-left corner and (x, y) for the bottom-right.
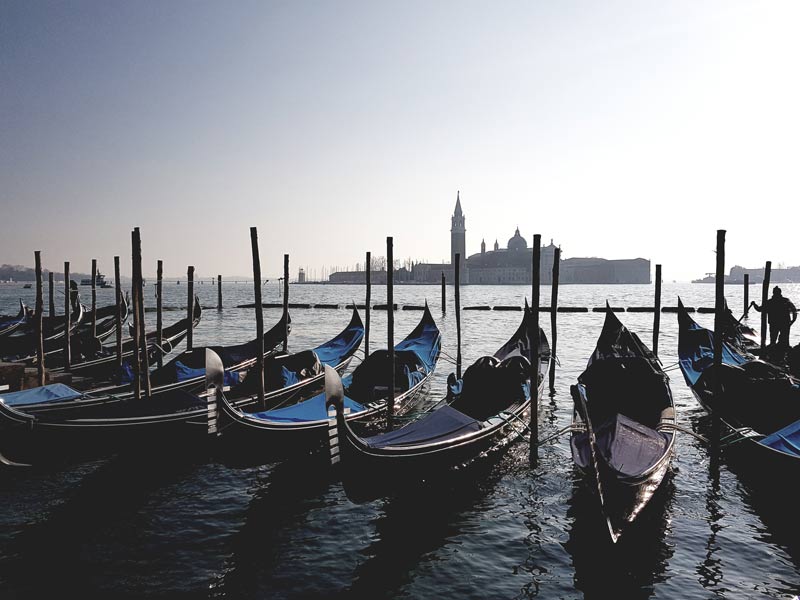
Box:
(570, 305), (676, 543)
(324, 303), (548, 482)
(213, 303), (441, 455)
(222, 306), (364, 409)
(3, 304), (285, 416)
(0, 301), (28, 337)
(0, 302), (86, 360)
(14, 294), (131, 369)
(31, 296), (195, 386)
(0, 311), (359, 466)
(677, 300), (800, 471)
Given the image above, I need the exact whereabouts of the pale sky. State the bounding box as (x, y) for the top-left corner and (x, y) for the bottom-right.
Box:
(2, 1), (798, 281)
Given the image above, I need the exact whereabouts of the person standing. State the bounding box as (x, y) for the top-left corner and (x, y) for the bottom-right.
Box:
(751, 286), (797, 349)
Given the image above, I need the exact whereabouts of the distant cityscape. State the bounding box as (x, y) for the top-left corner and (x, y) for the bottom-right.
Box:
(692, 264), (800, 284)
(326, 193), (651, 285)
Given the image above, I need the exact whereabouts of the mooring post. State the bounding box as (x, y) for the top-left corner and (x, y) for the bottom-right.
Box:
(387, 236), (394, 432)
(549, 247), (560, 392)
(283, 254), (289, 353)
(441, 272), (446, 314)
(251, 227), (265, 406)
(35, 251), (45, 386)
(186, 265), (194, 351)
(130, 231), (141, 400)
(156, 260), (163, 368)
(712, 230), (726, 450)
(48, 271), (55, 317)
(653, 264), (662, 357)
(114, 256), (123, 368)
(365, 251), (371, 357)
(91, 258), (97, 339)
(743, 273), (749, 317)
(761, 261), (771, 351)
(63, 261), (71, 373)
(530, 235), (541, 461)
(133, 228), (151, 398)
(217, 275), (222, 311)
(455, 253), (462, 379)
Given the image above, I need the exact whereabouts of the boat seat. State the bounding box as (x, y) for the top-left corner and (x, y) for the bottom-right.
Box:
(594, 414), (669, 477)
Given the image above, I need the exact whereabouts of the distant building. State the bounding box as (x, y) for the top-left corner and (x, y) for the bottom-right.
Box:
(298, 268), (306, 283)
(328, 193), (651, 284)
(693, 264), (800, 284)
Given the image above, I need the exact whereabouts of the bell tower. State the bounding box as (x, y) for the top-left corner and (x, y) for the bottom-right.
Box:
(451, 191), (466, 277)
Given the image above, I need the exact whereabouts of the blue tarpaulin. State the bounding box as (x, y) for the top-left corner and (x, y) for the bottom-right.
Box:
(678, 318), (747, 387)
(250, 393), (365, 423)
(760, 419), (800, 457)
(364, 405), (481, 448)
(312, 317), (364, 366)
(174, 361), (240, 387)
(1, 383), (83, 407)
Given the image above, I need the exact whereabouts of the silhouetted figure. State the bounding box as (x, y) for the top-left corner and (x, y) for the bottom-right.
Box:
(751, 286), (797, 349)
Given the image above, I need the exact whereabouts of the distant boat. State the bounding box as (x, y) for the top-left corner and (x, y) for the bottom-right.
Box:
(23, 284), (32, 289)
(80, 271), (107, 287)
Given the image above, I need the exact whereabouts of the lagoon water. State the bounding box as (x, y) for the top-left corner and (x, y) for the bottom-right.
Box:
(1, 280), (799, 598)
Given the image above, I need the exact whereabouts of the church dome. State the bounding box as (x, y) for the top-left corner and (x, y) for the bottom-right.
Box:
(508, 227), (527, 252)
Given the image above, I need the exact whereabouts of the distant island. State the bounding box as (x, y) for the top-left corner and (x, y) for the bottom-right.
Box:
(692, 264), (800, 284)
(0, 264), (91, 282)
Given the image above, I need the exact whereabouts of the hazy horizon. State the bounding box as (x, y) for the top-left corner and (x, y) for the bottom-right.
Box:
(3, 1), (798, 282)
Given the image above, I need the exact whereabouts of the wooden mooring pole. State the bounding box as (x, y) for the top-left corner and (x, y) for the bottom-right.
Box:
(63, 262), (71, 373)
(283, 254), (289, 353)
(761, 261), (771, 351)
(130, 232), (141, 400)
(743, 273), (749, 317)
(133, 228), (151, 398)
(653, 264), (662, 356)
(48, 271), (55, 317)
(530, 234), (541, 460)
(186, 266), (194, 352)
(35, 251), (45, 386)
(387, 236), (394, 432)
(156, 260), (163, 368)
(549, 247), (560, 392)
(114, 256), (122, 368)
(365, 251), (371, 357)
(251, 228), (265, 405)
(712, 230), (726, 450)
(91, 258), (97, 339)
(455, 253), (462, 379)
(217, 275), (222, 311)
(441, 272), (446, 314)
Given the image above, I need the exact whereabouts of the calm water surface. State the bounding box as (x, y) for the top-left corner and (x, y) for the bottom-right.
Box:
(1, 281), (798, 598)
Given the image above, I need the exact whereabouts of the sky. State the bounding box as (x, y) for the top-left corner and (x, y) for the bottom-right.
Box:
(2, 0), (799, 281)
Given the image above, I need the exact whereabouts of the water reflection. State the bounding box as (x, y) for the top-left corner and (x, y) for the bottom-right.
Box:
(341, 450), (519, 599)
(565, 468), (675, 599)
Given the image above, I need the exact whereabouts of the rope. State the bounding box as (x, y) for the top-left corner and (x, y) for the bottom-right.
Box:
(657, 423), (708, 443)
(536, 423), (585, 446)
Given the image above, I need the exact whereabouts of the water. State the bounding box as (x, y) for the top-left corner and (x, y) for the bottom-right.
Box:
(1, 281), (799, 598)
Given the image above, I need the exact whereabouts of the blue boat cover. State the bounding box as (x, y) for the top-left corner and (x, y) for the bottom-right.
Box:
(174, 361), (240, 387)
(759, 419), (800, 457)
(1, 383), (83, 407)
(250, 391), (365, 423)
(312, 316), (364, 366)
(678, 317), (747, 387)
(364, 405), (481, 448)
(395, 314), (440, 373)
